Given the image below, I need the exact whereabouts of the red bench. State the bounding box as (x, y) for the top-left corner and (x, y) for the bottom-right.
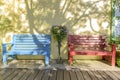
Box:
(68, 35), (116, 66)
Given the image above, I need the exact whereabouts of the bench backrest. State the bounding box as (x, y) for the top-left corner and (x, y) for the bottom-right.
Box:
(68, 35), (107, 51)
(11, 34), (51, 55)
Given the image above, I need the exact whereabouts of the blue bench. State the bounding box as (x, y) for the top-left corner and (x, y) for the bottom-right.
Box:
(2, 34), (51, 66)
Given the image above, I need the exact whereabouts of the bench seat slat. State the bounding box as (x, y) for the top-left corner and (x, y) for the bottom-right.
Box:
(14, 48), (46, 50)
(7, 50), (47, 55)
(73, 50), (112, 55)
(15, 39), (49, 42)
(70, 43), (105, 45)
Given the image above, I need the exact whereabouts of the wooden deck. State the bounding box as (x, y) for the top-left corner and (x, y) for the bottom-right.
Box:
(1, 60), (120, 80)
(1, 68), (120, 80)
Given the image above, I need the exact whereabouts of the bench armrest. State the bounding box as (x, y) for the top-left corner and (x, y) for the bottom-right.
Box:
(68, 43), (75, 50)
(108, 44), (116, 53)
(2, 43), (13, 53)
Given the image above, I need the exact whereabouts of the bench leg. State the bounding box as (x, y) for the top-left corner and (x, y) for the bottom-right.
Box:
(111, 54), (116, 67)
(13, 55), (17, 60)
(3, 53), (7, 67)
(111, 44), (116, 67)
(2, 44), (7, 67)
(69, 52), (73, 64)
(45, 54), (50, 65)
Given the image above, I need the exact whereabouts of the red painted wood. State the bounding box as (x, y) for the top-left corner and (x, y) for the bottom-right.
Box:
(68, 35), (116, 66)
(111, 44), (116, 66)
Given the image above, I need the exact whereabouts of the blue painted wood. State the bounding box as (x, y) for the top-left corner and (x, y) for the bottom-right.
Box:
(2, 34), (51, 66)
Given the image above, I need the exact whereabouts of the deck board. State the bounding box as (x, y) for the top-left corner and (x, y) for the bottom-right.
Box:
(19, 69), (31, 80)
(81, 70), (92, 80)
(34, 70), (44, 80)
(64, 70), (70, 80)
(1, 68), (120, 80)
(110, 71), (120, 79)
(69, 70), (77, 80)
(87, 71), (98, 80)
(105, 71), (119, 80)
(56, 70), (63, 80)
(75, 70), (84, 80)
(42, 70), (50, 80)
(5, 69), (21, 80)
(115, 71), (120, 74)
(97, 71), (113, 80)
(2, 68), (15, 80)
(92, 71), (105, 80)
(12, 69), (26, 80)
(26, 69), (39, 80)
(49, 70), (57, 80)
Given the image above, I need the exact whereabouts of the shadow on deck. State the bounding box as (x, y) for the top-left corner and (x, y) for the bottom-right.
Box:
(0, 60), (120, 80)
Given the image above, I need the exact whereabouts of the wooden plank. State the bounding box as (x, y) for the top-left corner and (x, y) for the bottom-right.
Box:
(26, 69), (39, 80)
(2, 68), (16, 80)
(87, 71), (98, 80)
(64, 70), (70, 80)
(69, 70), (77, 80)
(0, 73), (3, 80)
(12, 69), (26, 80)
(92, 71), (105, 80)
(49, 70), (57, 80)
(56, 69), (63, 80)
(110, 71), (120, 79)
(0, 69), (5, 80)
(81, 70), (92, 80)
(104, 71), (119, 80)
(42, 70), (51, 80)
(1, 69), (120, 80)
(97, 71), (113, 80)
(34, 70), (44, 80)
(5, 69), (21, 80)
(0, 69), (2, 72)
(115, 71), (120, 75)
(19, 69), (32, 80)
(75, 70), (84, 80)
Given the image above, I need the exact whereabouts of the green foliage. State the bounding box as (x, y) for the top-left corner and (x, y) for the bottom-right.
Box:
(116, 58), (120, 67)
(116, 35), (120, 41)
(0, 15), (13, 52)
(51, 25), (67, 42)
(109, 35), (120, 44)
(0, 16), (13, 32)
(116, 0), (120, 10)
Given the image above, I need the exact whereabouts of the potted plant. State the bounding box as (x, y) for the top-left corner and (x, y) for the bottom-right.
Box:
(116, 51), (120, 67)
(110, 35), (120, 67)
(51, 25), (67, 63)
(114, 36), (120, 67)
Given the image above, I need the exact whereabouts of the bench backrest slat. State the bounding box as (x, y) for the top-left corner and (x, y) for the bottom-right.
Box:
(68, 35), (107, 50)
(11, 34), (50, 53)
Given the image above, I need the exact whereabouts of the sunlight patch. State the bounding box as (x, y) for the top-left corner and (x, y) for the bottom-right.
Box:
(91, 18), (100, 32)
